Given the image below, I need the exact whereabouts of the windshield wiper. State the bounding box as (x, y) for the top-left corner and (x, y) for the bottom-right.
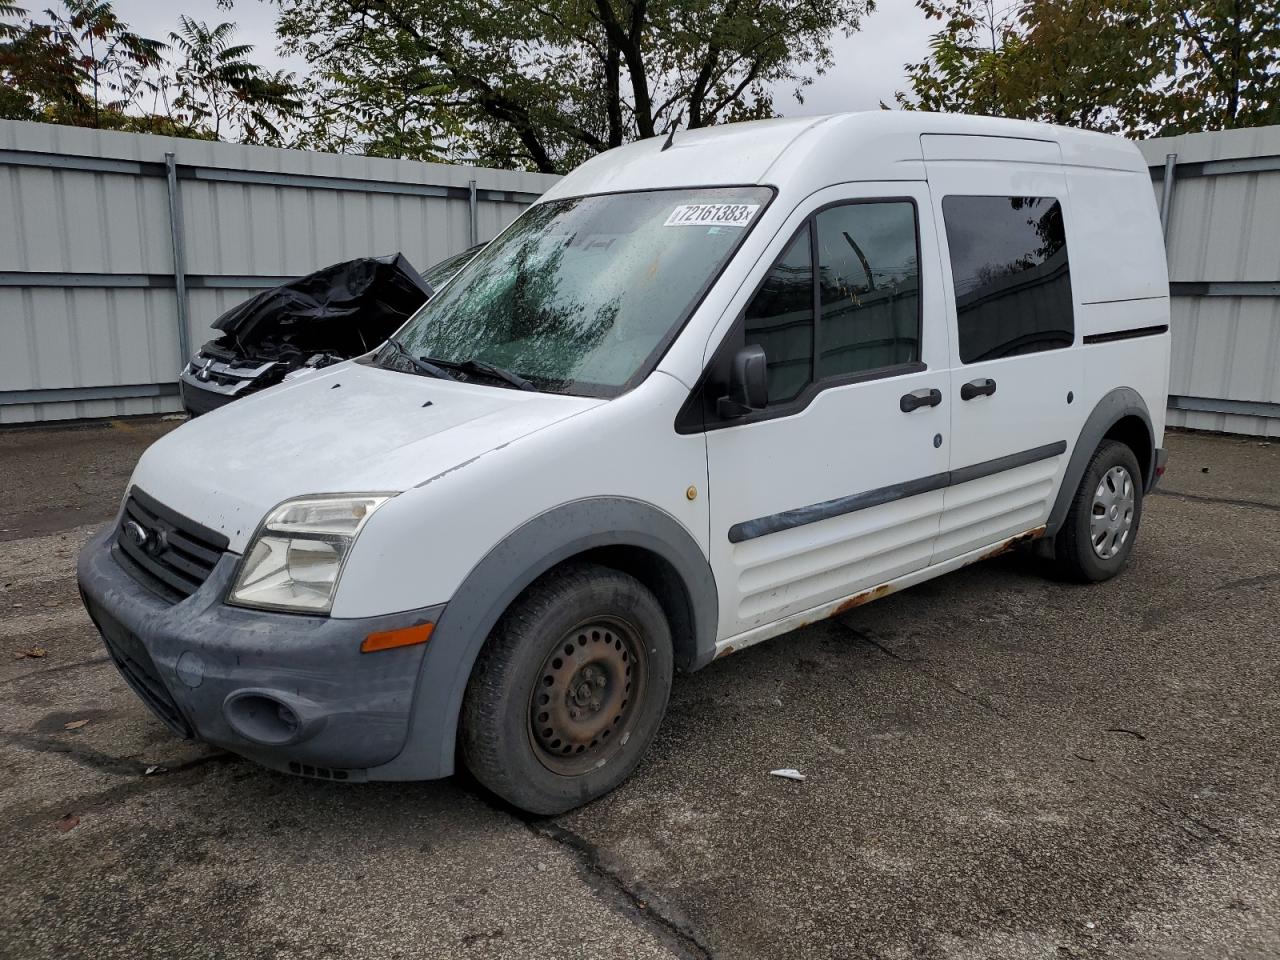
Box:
(384, 339), (457, 382)
(456, 358), (537, 392)
(423, 355), (537, 392)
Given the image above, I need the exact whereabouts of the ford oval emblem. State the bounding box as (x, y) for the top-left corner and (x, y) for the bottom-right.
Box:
(124, 520), (151, 550)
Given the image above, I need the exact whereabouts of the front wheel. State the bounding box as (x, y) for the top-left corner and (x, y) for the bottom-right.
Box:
(1054, 439), (1144, 582)
(460, 563), (673, 815)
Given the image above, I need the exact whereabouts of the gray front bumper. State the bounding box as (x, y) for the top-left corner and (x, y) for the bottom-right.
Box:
(77, 526), (444, 780)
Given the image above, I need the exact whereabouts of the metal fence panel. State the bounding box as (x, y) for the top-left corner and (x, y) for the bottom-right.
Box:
(0, 119), (559, 424)
(6, 119), (1279, 434)
(1139, 125), (1280, 437)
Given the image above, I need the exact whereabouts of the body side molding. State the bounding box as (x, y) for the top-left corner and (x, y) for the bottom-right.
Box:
(1081, 325), (1169, 345)
(728, 441), (1067, 544)
(366, 497), (718, 781)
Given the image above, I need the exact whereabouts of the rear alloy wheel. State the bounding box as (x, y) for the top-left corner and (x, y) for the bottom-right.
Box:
(1054, 439), (1144, 582)
(461, 563), (673, 815)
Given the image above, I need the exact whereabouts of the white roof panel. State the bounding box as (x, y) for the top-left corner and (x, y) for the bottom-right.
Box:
(541, 111), (1149, 202)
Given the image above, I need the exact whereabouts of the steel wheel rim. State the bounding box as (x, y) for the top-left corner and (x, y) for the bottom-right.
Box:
(528, 616), (647, 776)
(1090, 464), (1136, 559)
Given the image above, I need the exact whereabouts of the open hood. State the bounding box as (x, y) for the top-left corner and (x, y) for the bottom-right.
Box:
(213, 253), (433, 354)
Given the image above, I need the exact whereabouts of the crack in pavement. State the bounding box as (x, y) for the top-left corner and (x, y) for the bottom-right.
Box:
(1, 752), (235, 835)
(1214, 571), (1280, 592)
(841, 621), (1013, 719)
(459, 777), (716, 959)
(527, 819), (716, 960)
(0, 655), (111, 687)
(1154, 488), (1280, 514)
(0, 729), (149, 776)
(845, 625), (1228, 846)
(0, 728), (229, 778)
(1069, 753), (1225, 843)
(13, 721), (713, 959)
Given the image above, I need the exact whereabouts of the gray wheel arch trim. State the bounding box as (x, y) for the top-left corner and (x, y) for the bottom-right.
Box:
(366, 497), (718, 780)
(1047, 387), (1155, 538)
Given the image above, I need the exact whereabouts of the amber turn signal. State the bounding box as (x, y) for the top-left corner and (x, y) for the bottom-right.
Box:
(360, 622), (434, 653)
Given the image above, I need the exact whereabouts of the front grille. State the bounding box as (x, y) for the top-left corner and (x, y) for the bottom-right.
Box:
(115, 488), (229, 603)
(186, 353), (280, 394)
(81, 590), (193, 738)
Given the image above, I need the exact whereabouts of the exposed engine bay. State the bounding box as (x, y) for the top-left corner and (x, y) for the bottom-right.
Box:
(179, 253), (435, 416)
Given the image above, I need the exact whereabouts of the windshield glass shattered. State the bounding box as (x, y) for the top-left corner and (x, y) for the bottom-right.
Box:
(384, 186), (772, 396)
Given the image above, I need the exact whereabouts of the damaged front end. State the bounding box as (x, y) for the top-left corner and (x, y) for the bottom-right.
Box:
(181, 342), (345, 415)
(179, 253), (435, 416)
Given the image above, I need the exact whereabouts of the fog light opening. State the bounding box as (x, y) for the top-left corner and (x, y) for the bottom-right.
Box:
(224, 692), (309, 746)
(276, 702), (299, 736)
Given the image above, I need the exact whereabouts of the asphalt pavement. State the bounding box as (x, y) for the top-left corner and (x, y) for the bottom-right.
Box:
(1, 419), (1277, 959)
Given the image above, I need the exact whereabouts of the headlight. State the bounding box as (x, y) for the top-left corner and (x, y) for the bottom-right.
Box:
(229, 495), (392, 614)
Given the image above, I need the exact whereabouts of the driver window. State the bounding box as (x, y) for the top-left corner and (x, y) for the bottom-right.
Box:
(743, 225), (814, 403)
(740, 201), (921, 408)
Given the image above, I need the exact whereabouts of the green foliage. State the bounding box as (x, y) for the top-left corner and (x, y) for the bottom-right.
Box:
(48, 0), (167, 126)
(164, 16), (301, 143)
(1, 0), (158, 126)
(0, 0), (301, 141)
(276, 0), (877, 172)
(895, 0), (1280, 136)
(1163, 0), (1280, 131)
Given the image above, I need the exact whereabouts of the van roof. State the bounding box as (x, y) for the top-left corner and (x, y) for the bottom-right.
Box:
(539, 111), (1150, 202)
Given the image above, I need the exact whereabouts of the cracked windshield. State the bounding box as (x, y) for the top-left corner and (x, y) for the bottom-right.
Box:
(388, 186), (772, 396)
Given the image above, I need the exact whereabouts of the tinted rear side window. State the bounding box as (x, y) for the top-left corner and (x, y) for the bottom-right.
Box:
(942, 196), (1074, 363)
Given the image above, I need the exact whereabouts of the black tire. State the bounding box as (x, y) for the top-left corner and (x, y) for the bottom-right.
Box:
(460, 563), (673, 815)
(1054, 439), (1144, 583)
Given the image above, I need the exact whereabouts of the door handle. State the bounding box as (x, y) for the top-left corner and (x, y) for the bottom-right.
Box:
(900, 387), (943, 412)
(960, 378), (997, 401)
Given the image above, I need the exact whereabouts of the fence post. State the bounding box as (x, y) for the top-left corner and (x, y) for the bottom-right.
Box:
(164, 152), (191, 369)
(468, 179), (478, 246)
(1159, 152), (1177, 242)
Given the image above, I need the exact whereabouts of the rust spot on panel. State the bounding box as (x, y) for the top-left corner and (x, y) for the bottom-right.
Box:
(976, 525), (1047, 563)
(724, 526), (1050, 661)
(833, 582), (895, 616)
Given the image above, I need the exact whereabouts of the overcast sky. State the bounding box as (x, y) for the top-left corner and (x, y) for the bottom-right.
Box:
(112, 0), (935, 116)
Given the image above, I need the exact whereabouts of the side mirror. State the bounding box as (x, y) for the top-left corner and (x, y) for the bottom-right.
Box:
(717, 344), (768, 418)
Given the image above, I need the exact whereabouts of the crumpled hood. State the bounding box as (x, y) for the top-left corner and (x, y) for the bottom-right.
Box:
(212, 253), (431, 351)
(130, 361), (602, 551)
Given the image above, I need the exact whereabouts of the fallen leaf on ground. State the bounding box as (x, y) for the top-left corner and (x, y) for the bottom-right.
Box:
(769, 768), (806, 782)
(64, 719), (90, 730)
(14, 647), (47, 660)
(54, 814), (80, 832)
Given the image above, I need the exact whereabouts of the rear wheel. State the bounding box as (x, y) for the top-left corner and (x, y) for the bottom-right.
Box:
(460, 563), (673, 814)
(1054, 439), (1144, 582)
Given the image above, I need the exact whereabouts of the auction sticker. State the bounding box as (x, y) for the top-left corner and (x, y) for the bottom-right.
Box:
(664, 203), (760, 227)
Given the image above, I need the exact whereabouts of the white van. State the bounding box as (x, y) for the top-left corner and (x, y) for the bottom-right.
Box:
(78, 113), (1170, 813)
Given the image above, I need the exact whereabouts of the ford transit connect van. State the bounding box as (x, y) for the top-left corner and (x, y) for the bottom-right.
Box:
(78, 113), (1170, 814)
